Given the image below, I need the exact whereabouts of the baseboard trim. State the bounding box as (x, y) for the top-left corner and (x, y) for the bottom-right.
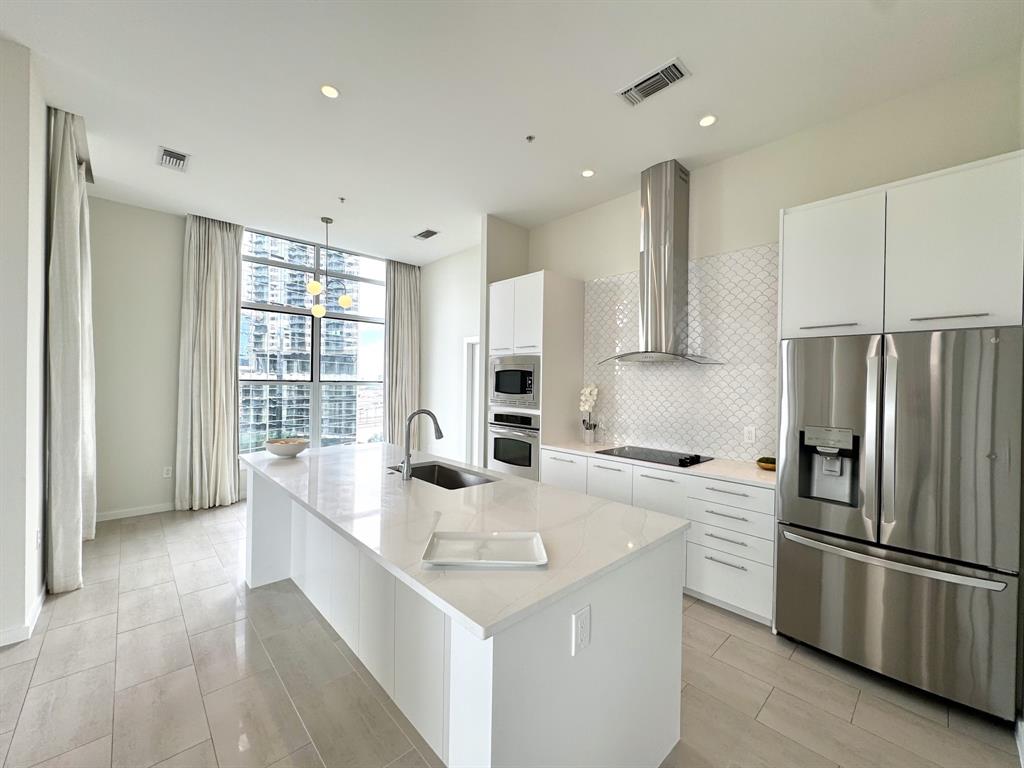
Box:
(97, 502), (174, 522)
(0, 584), (46, 647)
(683, 587), (772, 627)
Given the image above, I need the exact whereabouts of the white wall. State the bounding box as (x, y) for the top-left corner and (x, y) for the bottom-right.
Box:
(0, 39), (47, 643)
(529, 55), (1024, 277)
(90, 197), (184, 519)
(418, 245), (481, 461)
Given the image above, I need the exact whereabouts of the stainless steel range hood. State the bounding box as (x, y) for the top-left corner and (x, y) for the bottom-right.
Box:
(601, 160), (720, 365)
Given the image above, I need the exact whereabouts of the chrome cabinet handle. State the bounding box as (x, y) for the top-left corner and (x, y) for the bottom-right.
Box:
(517, 344), (539, 349)
(549, 456), (575, 464)
(492, 346), (512, 351)
(704, 555), (747, 571)
(705, 508), (749, 522)
(594, 464), (623, 473)
(799, 322), (859, 330)
(705, 486), (749, 498)
(639, 473), (675, 483)
(909, 312), (990, 322)
(704, 531), (748, 547)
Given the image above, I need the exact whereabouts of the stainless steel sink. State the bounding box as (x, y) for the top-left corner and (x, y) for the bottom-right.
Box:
(388, 462), (495, 490)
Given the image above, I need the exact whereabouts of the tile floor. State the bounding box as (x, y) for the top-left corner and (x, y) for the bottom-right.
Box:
(0, 504), (439, 768)
(663, 596), (1020, 768)
(0, 504), (1019, 768)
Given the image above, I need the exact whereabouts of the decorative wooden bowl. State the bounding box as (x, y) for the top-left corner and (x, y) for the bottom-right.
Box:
(756, 457), (776, 472)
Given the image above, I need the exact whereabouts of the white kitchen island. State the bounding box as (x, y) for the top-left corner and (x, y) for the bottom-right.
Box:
(240, 443), (689, 768)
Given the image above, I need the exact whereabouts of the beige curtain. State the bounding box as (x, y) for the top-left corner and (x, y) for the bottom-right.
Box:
(384, 260), (420, 444)
(174, 214), (242, 510)
(46, 109), (97, 594)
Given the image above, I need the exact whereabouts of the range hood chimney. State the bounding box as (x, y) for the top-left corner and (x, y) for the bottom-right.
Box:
(601, 159), (720, 365)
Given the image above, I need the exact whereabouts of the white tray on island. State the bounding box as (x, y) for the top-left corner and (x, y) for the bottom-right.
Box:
(421, 531), (548, 567)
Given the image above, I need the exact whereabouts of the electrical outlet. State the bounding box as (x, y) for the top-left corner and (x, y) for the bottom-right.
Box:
(162, 466), (172, 479)
(571, 605), (591, 656)
(743, 426), (756, 445)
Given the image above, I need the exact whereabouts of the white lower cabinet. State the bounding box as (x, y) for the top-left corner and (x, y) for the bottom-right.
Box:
(358, 553), (396, 695)
(540, 447), (777, 622)
(540, 449), (587, 493)
(631, 465), (686, 515)
(686, 541), (773, 619)
(286, 508), (453, 765)
(328, 533), (360, 651)
(395, 581), (446, 758)
(586, 458), (632, 503)
(687, 521), (774, 567)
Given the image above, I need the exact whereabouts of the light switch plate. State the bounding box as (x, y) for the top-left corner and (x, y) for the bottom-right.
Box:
(571, 605), (591, 656)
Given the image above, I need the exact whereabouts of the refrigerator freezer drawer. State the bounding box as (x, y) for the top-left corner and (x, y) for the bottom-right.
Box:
(775, 525), (1018, 719)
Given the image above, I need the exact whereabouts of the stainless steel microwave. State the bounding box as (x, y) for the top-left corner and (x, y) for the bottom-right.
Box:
(489, 355), (540, 409)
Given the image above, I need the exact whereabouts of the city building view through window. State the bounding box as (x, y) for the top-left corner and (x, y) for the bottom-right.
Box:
(238, 230), (386, 452)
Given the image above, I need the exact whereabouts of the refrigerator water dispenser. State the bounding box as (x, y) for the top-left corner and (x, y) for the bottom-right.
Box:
(798, 426), (858, 506)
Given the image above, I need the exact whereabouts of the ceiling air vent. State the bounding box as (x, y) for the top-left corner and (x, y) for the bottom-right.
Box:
(413, 229), (438, 240)
(619, 59), (690, 106)
(157, 147), (190, 172)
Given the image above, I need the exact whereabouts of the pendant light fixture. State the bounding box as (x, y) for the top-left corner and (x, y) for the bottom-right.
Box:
(308, 216), (332, 317)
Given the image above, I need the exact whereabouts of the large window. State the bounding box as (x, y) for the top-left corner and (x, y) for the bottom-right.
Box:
(239, 230), (386, 453)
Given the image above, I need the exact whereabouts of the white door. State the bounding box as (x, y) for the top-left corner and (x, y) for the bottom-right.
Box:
(488, 280), (515, 355)
(780, 191), (886, 338)
(586, 458), (632, 504)
(512, 271), (543, 353)
(884, 153), (1024, 332)
(539, 450), (587, 493)
(631, 466), (687, 517)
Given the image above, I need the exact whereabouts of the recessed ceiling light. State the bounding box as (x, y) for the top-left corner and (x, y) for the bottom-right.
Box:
(698, 114), (717, 127)
(581, 169), (595, 178)
(320, 84), (339, 99)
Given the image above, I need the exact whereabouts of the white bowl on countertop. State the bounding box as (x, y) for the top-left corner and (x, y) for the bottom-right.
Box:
(264, 438), (309, 458)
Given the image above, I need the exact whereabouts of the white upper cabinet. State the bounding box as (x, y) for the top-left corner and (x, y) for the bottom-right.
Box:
(780, 191), (886, 338)
(512, 271), (543, 353)
(488, 279), (515, 355)
(488, 271), (544, 355)
(884, 154), (1024, 332)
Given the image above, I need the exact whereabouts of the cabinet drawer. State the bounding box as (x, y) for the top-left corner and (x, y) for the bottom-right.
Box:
(686, 500), (774, 541)
(688, 480), (774, 516)
(587, 458), (632, 504)
(688, 521), (774, 566)
(686, 542), (772, 620)
(632, 466), (687, 517)
(540, 450), (587, 494)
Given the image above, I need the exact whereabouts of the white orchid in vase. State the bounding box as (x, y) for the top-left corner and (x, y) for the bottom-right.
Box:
(579, 385), (599, 435)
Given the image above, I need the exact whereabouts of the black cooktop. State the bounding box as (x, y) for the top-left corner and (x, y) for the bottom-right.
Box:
(595, 445), (713, 468)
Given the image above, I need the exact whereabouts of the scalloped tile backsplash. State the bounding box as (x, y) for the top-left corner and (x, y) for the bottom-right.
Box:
(582, 243), (779, 460)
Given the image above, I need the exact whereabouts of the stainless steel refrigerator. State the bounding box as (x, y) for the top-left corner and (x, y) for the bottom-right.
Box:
(775, 327), (1022, 719)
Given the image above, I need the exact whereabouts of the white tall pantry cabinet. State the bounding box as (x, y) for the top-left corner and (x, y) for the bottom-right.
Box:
(486, 270), (584, 446)
(780, 151), (1024, 337)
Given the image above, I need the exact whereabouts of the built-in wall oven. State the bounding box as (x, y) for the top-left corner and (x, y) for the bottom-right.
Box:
(487, 411), (540, 479)
(489, 355), (540, 410)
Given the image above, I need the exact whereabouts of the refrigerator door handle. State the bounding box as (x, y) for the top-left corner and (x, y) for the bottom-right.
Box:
(880, 351), (898, 533)
(863, 353), (881, 536)
(781, 531), (1008, 592)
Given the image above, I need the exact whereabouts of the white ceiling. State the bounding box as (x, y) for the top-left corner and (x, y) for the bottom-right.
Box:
(1, 1), (1020, 264)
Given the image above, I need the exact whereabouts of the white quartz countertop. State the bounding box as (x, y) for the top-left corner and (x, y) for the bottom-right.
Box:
(541, 440), (777, 489)
(240, 444), (689, 639)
